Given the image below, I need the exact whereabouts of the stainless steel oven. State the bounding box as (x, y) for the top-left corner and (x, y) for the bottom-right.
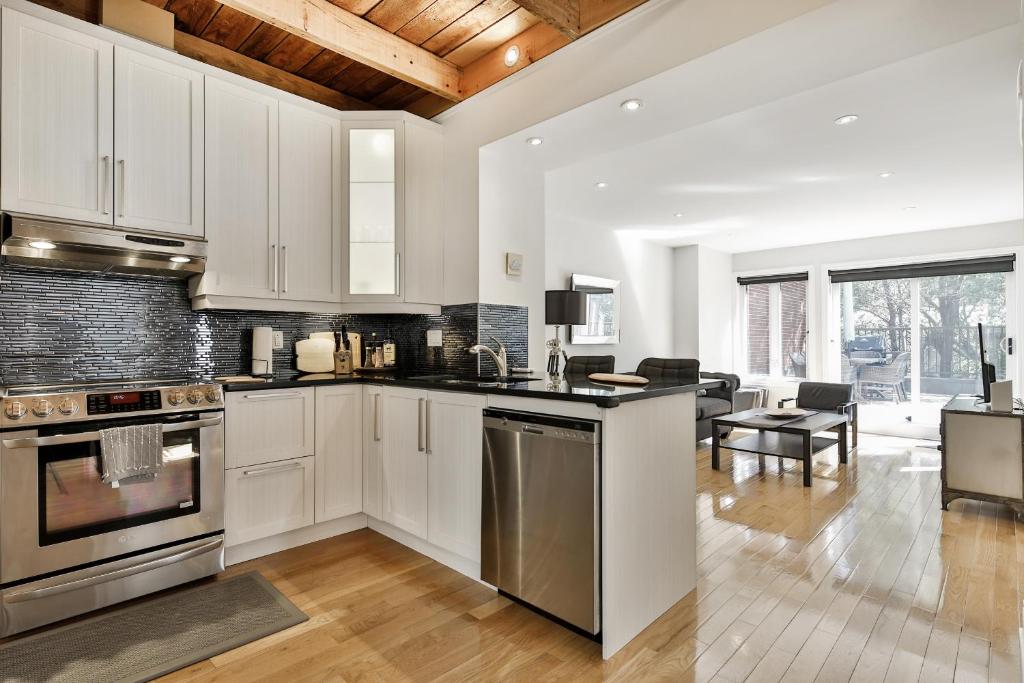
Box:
(0, 380), (225, 636)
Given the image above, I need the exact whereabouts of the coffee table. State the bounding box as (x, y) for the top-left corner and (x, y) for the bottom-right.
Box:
(711, 409), (849, 487)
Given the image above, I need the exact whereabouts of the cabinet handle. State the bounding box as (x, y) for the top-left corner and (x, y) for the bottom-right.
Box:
(425, 399), (431, 455)
(374, 393), (381, 442)
(417, 397), (425, 452)
(242, 392), (299, 400)
(118, 159), (126, 217)
(100, 156), (111, 215)
(271, 244), (278, 292)
(395, 253), (401, 296)
(242, 461), (303, 477)
(282, 245), (288, 293)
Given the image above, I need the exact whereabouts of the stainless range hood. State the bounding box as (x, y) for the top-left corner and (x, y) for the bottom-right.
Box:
(0, 214), (206, 278)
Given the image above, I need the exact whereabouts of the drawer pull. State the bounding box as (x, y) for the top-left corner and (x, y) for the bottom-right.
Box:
(242, 462), (303, 477)
(241, 392), (301, 400)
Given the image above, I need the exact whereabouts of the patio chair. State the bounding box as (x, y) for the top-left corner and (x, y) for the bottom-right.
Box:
(858, 351), (911, 403)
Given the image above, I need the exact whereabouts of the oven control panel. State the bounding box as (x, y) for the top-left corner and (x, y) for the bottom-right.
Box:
(1, 383), (224, 427)
(87, 390), (162, 415)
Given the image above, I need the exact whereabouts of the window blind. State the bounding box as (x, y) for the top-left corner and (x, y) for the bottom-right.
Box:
(736, 272), (809, 286)
(828, 255), (1014, 283)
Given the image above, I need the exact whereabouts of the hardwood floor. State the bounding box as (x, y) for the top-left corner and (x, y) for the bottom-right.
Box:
(162, 435), (1023, 682)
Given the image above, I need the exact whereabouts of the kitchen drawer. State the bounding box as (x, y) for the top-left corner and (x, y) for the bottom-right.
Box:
(225, 456), (315, 547)
(225, 388), (314, 468)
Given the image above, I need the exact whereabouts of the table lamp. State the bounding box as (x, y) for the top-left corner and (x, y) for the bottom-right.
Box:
(545, 290), (587, 376)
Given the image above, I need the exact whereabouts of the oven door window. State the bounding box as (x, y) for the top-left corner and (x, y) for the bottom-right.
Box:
(39, 429), (201, 546)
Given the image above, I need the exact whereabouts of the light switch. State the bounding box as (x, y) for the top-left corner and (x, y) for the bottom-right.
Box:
(272, 331), (284, 349)
(427, 329), (443, 347)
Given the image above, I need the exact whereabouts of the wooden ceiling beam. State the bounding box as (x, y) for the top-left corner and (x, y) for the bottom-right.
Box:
(216, 0), (464, 101)
(514, 0), (579, 39)
(458, 21), (569, 100)
(174, 31), (376, 110)
(579, 0), (648, 34)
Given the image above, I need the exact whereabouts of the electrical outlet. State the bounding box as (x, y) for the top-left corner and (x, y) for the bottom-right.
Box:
(272, 331), (284, 349)
(426, 329), (443, 347)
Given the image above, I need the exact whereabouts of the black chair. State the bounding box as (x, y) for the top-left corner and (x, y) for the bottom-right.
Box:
(634, 359), (739, 441)
(779, 381), (858, 448)
(564, 355), (615, 378)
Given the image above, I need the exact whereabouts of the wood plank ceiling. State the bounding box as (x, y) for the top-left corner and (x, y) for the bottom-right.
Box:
(27, 0), (648, 117)
(153, 0), (647, 116)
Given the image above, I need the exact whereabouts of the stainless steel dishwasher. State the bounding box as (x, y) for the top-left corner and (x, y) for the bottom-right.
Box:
(481, 408), (600, 635)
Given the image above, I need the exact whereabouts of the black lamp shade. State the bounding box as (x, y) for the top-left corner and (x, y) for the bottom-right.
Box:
(546, 290), (587, 325)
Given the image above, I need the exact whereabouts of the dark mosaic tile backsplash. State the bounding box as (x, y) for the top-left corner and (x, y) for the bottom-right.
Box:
(0, 264), (528, 386)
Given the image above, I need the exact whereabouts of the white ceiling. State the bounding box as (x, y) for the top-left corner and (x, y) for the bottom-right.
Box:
(485, 0), (1023, 253)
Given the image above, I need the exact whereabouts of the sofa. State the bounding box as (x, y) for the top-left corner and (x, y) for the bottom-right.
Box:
(634, 358), (741, 441)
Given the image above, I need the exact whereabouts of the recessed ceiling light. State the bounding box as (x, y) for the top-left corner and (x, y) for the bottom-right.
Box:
(833, 114), (859, 126)
(594, 181), (609, 189)
(620, 98), (644, 112)
(28, 240), (56, 250)
(879, 171), (894, 178)
(503, 45), (520, 67)
(525, 136), (543, 146)
(673, 212), (684, 218)
(169, 256), (191, 263)
(903, 206), (917, 211)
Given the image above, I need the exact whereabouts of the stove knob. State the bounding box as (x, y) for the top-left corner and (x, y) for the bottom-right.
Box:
(167, 389), (186, 406)
(4, 401), (27, 420)
(32, 399), (54, 418)
(57, 398), (79, 416)
(186, 389), (204, 405)
(204, 387), (221, 403)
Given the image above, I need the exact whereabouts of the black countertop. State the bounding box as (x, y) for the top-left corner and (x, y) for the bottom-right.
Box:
(221, 371), (722, 409)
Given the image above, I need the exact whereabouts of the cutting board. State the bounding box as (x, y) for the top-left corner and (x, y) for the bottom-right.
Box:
(587, 373), (649, 385)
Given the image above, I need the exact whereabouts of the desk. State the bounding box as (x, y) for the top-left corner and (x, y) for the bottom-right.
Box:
(941, 396), (1024, 518)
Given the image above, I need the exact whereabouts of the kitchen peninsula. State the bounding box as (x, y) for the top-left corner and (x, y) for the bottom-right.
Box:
(222, 373), (719, 659)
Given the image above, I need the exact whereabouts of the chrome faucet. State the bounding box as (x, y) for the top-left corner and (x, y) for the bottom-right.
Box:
(468, 336), (508, 377)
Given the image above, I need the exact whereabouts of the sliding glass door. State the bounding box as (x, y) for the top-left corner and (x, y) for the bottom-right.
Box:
(832, 258), (1014, 439)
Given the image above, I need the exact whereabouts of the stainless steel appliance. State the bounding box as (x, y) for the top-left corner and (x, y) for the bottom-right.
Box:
(481, 409), (600, 635)
(1, 213), (206, 278)
(0, 379), (225, 636)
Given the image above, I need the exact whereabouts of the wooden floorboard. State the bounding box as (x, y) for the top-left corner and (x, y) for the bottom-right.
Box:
(157, 434), (1023, 682)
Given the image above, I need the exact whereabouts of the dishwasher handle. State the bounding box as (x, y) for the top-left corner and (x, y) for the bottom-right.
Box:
(483, 410), (599, 444)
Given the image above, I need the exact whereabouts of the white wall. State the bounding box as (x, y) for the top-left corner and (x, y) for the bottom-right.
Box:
(672, 245), (735, 371)
(545, 214), (674, 372)
(438, 0), (837, 371)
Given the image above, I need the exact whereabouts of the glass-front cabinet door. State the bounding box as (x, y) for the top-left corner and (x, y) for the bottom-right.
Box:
(342, 121), (405, 302)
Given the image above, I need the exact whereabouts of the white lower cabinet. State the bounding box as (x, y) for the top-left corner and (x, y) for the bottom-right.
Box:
(225, 456), (315, 547)
(381, 386), (430, 538)
(314, 385), (362, 522)
(427, 392), (485, 561)
(225, 388), (315, 469)
(362, 385), (384, 519)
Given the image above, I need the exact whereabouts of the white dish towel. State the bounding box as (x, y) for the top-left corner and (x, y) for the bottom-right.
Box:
(99, 424), (165, 487)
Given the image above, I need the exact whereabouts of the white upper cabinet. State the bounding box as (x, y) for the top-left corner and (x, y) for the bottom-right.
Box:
(279, 103), (342, 303)
(1, 8), (114, 224)
(343, 122), (404, 302)
(113, 46), (204, 237)
(201, 77), (279, 300)
(403, 121), (444, 305)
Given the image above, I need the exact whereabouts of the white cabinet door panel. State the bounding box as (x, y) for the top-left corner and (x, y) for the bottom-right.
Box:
(225, 456), (315, 546)
(279, 103), (342, 302)
(427, 391), (485, 561)
(1, 8), (113, 223)
(114, 46), (203, 237)
(315, 385), (363, 522)
(363, 385), (384, 520)
(203, 78), (278, 299)
(225, 388), (314, 469)
(382, 386), (428, 538)
(403, 121), (444, 305)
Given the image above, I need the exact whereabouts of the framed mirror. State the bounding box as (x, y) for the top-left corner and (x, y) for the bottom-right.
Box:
(569, 274), (621, 344)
